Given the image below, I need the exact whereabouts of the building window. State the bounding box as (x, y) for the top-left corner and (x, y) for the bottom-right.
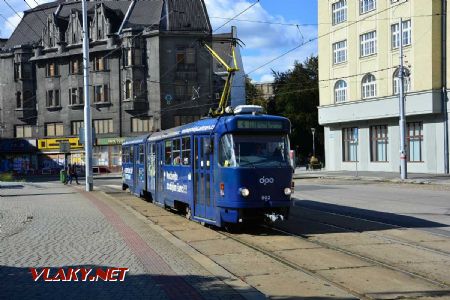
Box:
(362, 74), (376, 99)
(334, 80), (347, 103)
(15, 125), (33, 138)
(360, 31), (377, 57)
(14, 63), (21, 80)
(175, 81), (186, 99)
(360, 0), (376, 14)
(134, 81), (143, 98)
(391, 19), (411, 49)
(333, 40), (347, 64)
(46, 90), (60, 107)
(69, 87), (84, 105)
(176, 48), (196, 70)
(332, 0), (347, 25)
(125, 80), (132, 99)
(131, 117), (153, 133)
(407, 122), (423, 162)
(370, 125), (388, 162)
(123, 48), (142, 67)
(94, 56), (107, 71)
(93, 119), (113, 134)
(393, 67), (411, 95)
(342, 127), (358, 162)
(16, 92), (22, 108)
(71, 121), (84, 135)
(70, 58), (82, 74)
(45, 122), (64, 137)
(174, 115), (201, 127)
(93, 85), (109, 103)
(46, 62), (59, 77)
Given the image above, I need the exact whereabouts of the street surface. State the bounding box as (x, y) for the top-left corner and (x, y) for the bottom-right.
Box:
(0, 177), (449, 299)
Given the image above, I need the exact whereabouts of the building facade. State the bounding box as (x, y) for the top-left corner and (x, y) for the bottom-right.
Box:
(0, 0), (214, 173)
(318, 0), (450, 174)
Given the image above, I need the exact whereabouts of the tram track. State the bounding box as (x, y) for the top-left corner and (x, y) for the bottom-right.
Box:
(219, 223), (450, 299)
(292, 204), (450, 258)
(102, 188), (450, 298)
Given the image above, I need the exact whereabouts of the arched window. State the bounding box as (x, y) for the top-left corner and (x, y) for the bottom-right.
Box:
(334, 80), (347, 103)
(125, 80), (132, 99)
(393, 67), (411, 95)
(362, 73), (376, 99)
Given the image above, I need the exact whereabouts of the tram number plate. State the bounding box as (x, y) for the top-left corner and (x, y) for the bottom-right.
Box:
(261, 195), (271, 201)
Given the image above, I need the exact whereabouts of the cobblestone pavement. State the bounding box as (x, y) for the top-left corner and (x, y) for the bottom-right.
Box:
(0, 182), (245, 300)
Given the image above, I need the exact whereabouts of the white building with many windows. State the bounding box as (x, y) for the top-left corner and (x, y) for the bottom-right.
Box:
(318, 0), (450, 174)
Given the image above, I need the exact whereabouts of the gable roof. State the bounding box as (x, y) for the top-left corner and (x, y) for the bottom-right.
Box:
(4, 0), (211, 49)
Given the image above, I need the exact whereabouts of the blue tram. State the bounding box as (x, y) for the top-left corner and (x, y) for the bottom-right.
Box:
(122, 106), (294, 227)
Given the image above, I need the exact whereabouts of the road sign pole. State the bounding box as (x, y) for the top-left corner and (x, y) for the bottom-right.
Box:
(82, 0), (93, 191)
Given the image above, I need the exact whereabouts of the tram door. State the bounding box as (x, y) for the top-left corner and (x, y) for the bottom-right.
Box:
(155, 142), (164, 204)
(193, 136), (215, 220)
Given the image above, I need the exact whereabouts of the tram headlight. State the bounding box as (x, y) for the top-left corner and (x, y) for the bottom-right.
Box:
(240, 188), (250, 197)
(284, 187), (292, 196)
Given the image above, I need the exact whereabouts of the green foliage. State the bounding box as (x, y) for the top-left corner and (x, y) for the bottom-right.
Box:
(0, 172), (14, 182)
(271, 56), (324, 163)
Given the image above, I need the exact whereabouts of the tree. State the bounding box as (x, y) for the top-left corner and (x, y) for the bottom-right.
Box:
(272, 56), (323, 164)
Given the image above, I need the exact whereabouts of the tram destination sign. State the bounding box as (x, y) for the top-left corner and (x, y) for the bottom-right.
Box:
(237, 120), (283, 130)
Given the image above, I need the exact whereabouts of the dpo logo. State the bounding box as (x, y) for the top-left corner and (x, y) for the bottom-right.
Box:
(259, 176), (274, 185)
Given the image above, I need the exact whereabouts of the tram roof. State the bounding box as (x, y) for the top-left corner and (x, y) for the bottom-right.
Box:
(146, 114), (290, 143)
(123, 134), (152, 146)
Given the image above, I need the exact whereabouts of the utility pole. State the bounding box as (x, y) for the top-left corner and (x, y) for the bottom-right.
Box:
(442, 0), (449, 174)
(82, 0), (93, 191)
(311, 128), (316, 157)
(399, 18), (408, 180)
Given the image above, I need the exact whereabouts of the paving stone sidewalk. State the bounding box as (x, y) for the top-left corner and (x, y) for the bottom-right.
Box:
(0, 182), (247, 300)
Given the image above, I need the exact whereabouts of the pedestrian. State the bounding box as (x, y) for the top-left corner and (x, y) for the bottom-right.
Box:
(64, 164), (72, 185)
(69, 163), (80, 185)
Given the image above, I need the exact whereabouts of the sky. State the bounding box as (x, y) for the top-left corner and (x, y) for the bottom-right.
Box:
(0, 0), (318, 83)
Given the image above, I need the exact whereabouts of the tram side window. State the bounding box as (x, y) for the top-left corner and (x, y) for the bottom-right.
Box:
(164, 140), (172, 165)
(138, 144), (144, 164)
(130, 146), (134, 162)
(122, 147), (127, 163)
(182, 137), (191, 165)
(172, 139), (181, 165)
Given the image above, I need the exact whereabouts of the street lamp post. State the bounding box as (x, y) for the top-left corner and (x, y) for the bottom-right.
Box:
(311, 128), (316, 157)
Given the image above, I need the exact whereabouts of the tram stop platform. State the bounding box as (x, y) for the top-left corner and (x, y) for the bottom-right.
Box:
(0, 181), (263, 300)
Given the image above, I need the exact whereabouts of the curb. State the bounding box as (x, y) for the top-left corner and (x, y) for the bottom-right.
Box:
(293, 174), (450, 186)
(99, 191), (266, 300)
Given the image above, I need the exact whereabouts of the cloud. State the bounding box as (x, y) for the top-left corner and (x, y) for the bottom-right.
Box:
(4, 13), (23, 35)
(204, 0), (317, 82)
(0, 0), (52, 37)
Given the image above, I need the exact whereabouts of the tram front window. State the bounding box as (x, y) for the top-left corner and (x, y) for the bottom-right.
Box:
(219, 134), (290, 167)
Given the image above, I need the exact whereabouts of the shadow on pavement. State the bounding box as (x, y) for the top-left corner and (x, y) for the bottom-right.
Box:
(1, 192), (77, 198)
(0, 184), (24, 189)
(295, 200), (448, 228)
(0, 265), (270, 300)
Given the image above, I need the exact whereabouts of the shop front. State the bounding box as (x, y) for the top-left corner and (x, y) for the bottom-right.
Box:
(0, 139), (38, 174)
(94, 137), (125, 172)
(37, 138), (84, 174)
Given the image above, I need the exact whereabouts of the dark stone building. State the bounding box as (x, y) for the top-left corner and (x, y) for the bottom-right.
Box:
(0, 0), (214, 173)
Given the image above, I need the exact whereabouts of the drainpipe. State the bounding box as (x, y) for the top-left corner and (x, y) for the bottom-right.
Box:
(119, 51), (123, 138)
(442, 0), (449, 174)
